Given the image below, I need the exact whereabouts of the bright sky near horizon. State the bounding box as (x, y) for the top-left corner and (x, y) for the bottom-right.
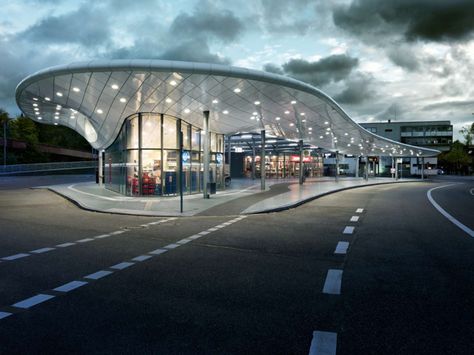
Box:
(1, 0), (473, 140)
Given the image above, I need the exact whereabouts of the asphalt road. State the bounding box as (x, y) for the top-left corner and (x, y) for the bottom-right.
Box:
(0, 176), (473, 354)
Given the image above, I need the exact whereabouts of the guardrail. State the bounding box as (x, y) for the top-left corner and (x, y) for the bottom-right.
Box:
(0, 161), (97, 175)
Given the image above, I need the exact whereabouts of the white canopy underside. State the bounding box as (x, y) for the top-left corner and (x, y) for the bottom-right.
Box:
(16, 59), (439, 157)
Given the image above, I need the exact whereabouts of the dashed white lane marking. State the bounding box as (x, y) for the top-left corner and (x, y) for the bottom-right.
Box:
(0, 312), (12, 319)
(198, 231), (210, 236)
(350, 216), (359, 222)
(188, 235), (201, 240)
(77, 238), (94, 243)
(427, 184), (474, 238)
(164, 243), (180, 249)
(56, 242), (75, 248)
(2, 253), (30, 261)
(110, 262), (135, 270)
(176, 238), (192, 245)
(132, 255), (153, 262)
(149, 248), (168, 255)
(13, 294), (55, 309)
(343, 226), (354, 234)
(30, 247), (55, 254)
(356, 208), (364, 213)
(334, 241), (349, 255)
(323, 269), (343, 295)
(208, 227), (218, 232)
(94, 234), (110, 239)
(84, 270), (113, 280)
(309, 330), (337, 355)
(110, 230), (125, 235)
(54, 281), (88, 293)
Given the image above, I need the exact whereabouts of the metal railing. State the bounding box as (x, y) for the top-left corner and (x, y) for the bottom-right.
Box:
(0, 161), (96, 175)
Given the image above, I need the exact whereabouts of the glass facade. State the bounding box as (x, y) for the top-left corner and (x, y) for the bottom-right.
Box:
(104, 113), (224, 197)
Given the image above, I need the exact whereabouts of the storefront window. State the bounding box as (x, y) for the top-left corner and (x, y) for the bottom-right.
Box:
(142, 113), (161, 148)
(163, 116), (177, 149)
(126, 115), (139, 149)
(141, 150), (162, 195)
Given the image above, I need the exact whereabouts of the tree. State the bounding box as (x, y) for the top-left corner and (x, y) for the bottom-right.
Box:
(460, 123), (474, 146)
(0, 109), (11, 165)
(438, 141), (471, 175)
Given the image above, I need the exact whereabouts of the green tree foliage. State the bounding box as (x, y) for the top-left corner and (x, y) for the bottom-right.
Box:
(438, 140), (472, 175)
(460, 122), (474, 146)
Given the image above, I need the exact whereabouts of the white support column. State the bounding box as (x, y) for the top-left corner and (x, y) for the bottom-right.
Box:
(203, 110), (210, 199)
(395, 158), (399, 180)
(365, 156), (369, 181)
(299, 139), (304, 185)
(260, 129), (265, 191)
(421, 157), (425, 180)
(355, 155), (360, 178)
(391, 157), (395, 179)
(98, 150), (103, 187)
(335, 151), (339, 182)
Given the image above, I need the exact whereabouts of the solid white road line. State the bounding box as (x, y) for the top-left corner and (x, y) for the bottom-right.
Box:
(343, 226), (354, 234)
(427, 184), (474, 238)
(334, 241), (349, 254)
(77, 238), (94, 243)
(350, 216), (359, 222)
(30, 247), (55, 254)
(110, 262), (135, 270)
(356, 208), (364, 213)
(0, 312), (12, 319)
(309, 331), (337, 355)
(132, 255), (153, 262)
(323, 269), (343, 295)
(56, 242), (75, 248)
(94, 234), (111, 239)
(13, 294), (55, 309)
(54, 281), (88, 292)
(2, 253), (30, 261)
(84, 270), (113, 280)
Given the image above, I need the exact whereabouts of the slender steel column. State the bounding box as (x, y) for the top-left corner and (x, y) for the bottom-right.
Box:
(202, 110), (210, 199)
(395, 158), (399, 180)
(391, 157), (395, 179)
(227, 135), (231, 186)
(276, 152), (279, 180)
(365, 156), (369, 181)
(421, 157), (425, 180)
(335, 151), (339, 182)
(260, 130), (265, 190)
(299, 139), (304, 184)
(98, 150), (103, 187)
(355, 155), (360, 178)
(138, 113), (143, 196)
(177, 119), (183, 212)
(251, 138), (256, 180)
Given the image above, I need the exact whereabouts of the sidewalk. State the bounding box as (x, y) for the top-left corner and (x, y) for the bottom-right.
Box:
(37, 177), (422, 217)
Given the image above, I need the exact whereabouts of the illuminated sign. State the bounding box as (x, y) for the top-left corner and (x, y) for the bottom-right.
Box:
(216, 153), (223, 164)
(290, 155), (312, 162)
(182, 151), (190, 162)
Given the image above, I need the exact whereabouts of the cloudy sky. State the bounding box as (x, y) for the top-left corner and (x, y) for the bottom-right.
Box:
(2, 0), (474, 140)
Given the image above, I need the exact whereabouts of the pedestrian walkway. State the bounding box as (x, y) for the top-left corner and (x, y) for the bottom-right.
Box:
(38, 177), (421, 217)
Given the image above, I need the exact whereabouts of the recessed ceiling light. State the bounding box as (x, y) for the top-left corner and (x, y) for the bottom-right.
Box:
(254, 101), (260, 105)
(300, 112), (305, 116)
(275, 117), (280, 120)
(344, 132), (348, 135)
(291, 100), (297, 104)
(324, 121), (329, 125)
(54, 122), (58, 126)
(119, 98), (126, 103)
(54, 116), (59, 120)
(326, 127), (330, 131)
(284, 110), (290, 114)
(184, 108), (190, 114)
(250, 116), (255, 120)
(252, 111), (258, 115)
(212, 99), (218, 104)
(34, 112), (39, 115)
(72, 87), (80, 92)
(302, 119), (306, 122)
(319, 135), (323, 139)
(33, 103), (38, 107)
(165, 98), (172, 103)
(289, 123), (294, 126)
(111, 84), (119, 90)
(223, 110), (229, 114)
(34, 108), (39, 111)
(308, 127), (312, 130)
(347, 144), (351, 146)
(233, 88), (241, 93)
(325, 131), (329, 135)
(37, 117), (42, 120)
(308, 131), (312, 134)
(169, 80), (177, 86)
(33, 98), (38, 101)
(70, 116), (75, 119)
(56, 92), (63, 97)
(96, 109), (103, 114)
(44, 97), (51, 101)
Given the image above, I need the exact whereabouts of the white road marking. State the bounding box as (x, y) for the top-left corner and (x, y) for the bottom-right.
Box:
(0, 312), (12, 319)
(356, 208), (364, 213)
(177, 239), (192, 245)
(198, 231), (210, 235)
(343, 226), (354, 234)
(110, 230), (125, 235)
(13, 294), (55, 309)
(309, 331), (337, 355)
(84, 270), (113, 280)
(188, 235), (201, 240)
(149, 248), (168, 255)
(427, 184), (474, 238)
(94, 234), (111, 239)
(323, 269), (343, 295)
(54, 281), (88, 292)
(350, 216), (359, 222)
(30, 247), (55, 254)
(110, 262), (134, 270)
(132, 255), (153, 262)
(164, 243), (180, 249)
(208, 227), (218, 232)
(334, 241), (349, 254)
(77, 238), (94, 243)
(56, 242), (75, 247)
(2, 253), (30, 261)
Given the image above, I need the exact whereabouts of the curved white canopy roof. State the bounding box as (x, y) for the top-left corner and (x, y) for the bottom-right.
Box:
(16, 59), (439, 157)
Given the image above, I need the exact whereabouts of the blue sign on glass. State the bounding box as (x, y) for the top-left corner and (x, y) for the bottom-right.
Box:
(182, 151), (190, 162)
(216, 153), (223, 164)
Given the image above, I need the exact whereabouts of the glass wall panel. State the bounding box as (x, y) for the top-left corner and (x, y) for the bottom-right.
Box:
(181, 122), (191, 150)
(211, 132), (217, 152)
(126, 150), (139, 196)
(162, 150), (178, 195)
(192, 127), (200, 151)
(141, 150), (162, 195)
(191, 151), (200, 192)
(142, 113), (161, 149)
(163, 116), (177, 149)
(126, 115), (139, 149)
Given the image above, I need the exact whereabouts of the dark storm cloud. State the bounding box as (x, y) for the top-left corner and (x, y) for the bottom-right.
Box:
(263, 63), (284, 75)
(282, 54), (359, 86)
(334, 74), (374, 105)
(170, 7), (244, 43)
(375, 103), (406, 121)
(386, 46), (419, 71)
(333, 0), (474, 43)
(259, 0), (316, 35)
(159, 39), (230, 64)
(18, 5), (111, 46)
